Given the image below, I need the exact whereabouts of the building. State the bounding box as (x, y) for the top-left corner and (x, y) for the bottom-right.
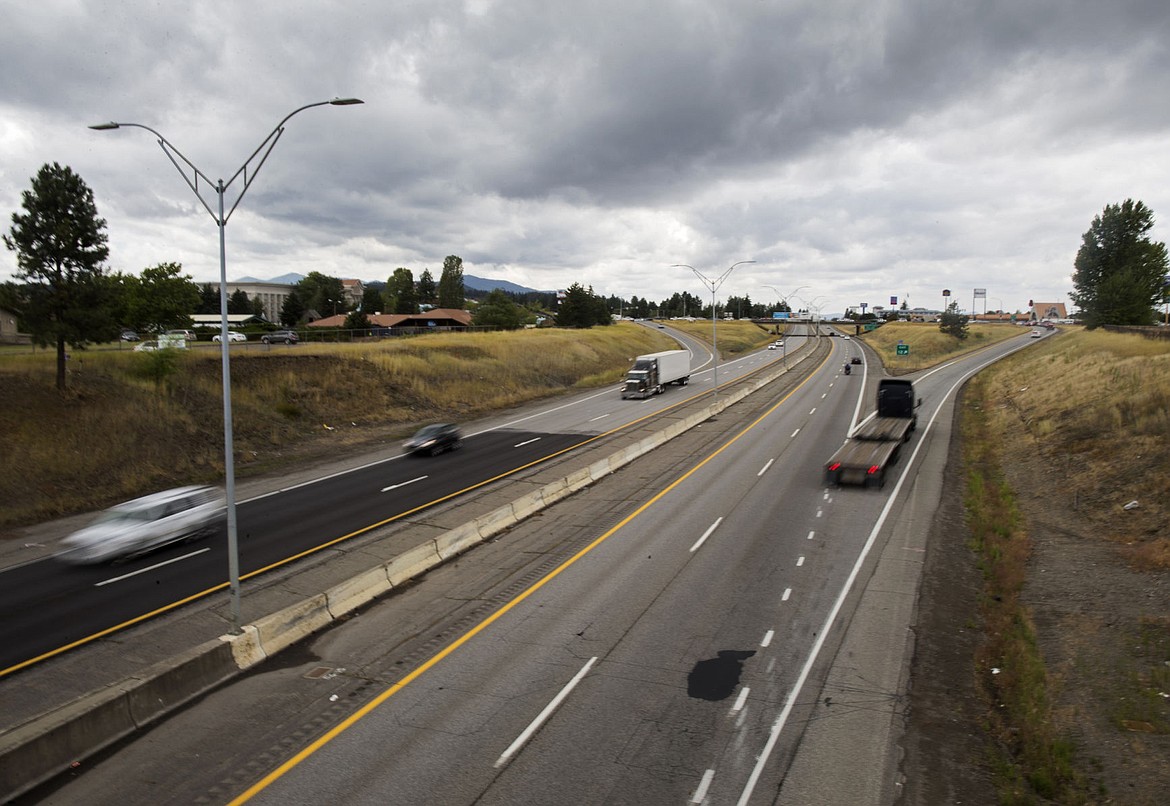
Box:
(222, 280), (294, 322)
(0, 307), (24, 344)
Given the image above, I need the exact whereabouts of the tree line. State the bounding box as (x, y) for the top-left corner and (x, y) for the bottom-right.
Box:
(7, 162), (1167, 390)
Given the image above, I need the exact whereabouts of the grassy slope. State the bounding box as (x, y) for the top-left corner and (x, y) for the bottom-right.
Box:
(0, 325), (687, 528)
(942, 327), (1169, 801)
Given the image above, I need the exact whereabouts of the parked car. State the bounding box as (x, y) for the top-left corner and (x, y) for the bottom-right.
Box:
(120, 329), (140, 342)
(403, 423), (463, 456)
(261, 330), (299, 344)
(212, 331), (247, 343)
(165, 329), (198, 342)
(56, 486), (226, 565)
(133, 340), (159, 352)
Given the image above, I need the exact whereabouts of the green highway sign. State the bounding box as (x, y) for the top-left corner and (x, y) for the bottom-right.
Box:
(896, 344), (909, 356)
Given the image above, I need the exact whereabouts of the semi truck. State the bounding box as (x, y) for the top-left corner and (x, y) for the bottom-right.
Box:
(620, 349), (691, 399)
(824, 378), (919, 488)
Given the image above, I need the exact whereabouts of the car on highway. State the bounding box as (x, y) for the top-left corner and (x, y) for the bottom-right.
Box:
(1030, 330), (1043, 338)
(403, 423), (463, 456)
(767, 343), (777, 350)
(55, 486), (227, 565)
(261, 330), (299, 344)
(212, 331), (247, 343)
(851, 357), (862, 364)
(120, 329), (140, 342)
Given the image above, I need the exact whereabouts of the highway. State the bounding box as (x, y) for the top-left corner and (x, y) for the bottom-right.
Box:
(0, 323), (801, 676)
(16, 327), (1050, 804)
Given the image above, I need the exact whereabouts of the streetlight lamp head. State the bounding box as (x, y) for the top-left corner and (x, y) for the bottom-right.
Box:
(329, 97), (364, 106)
(89, 122), (121, 130)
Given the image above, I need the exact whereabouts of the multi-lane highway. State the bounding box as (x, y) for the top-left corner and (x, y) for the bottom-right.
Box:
(0, 323), (804, 676)
(13, 326), (1050, 804)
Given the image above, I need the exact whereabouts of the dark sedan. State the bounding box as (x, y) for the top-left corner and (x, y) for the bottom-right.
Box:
(403, 423), (463, 456)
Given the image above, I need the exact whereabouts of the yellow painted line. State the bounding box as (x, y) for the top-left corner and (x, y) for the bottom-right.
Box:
(229, 349), (830, 803)
(1, 346), (807, 679)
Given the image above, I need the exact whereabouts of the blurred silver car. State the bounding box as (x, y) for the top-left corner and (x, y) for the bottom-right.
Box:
(56, 486), (226, 565)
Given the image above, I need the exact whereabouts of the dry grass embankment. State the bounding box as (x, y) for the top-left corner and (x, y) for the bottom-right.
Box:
(0, 324), (678, 530)
(658, 318), (778, 356)
(962, 328), (1169, 802)
(859, 321), (1026, 373)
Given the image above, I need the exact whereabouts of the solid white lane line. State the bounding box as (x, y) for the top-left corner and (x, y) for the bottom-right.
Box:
(494, 656), (597, 769)
(690, 517), (723, 553)
(95, 548), (211, 586)
(514, 437), (542, 448)
(731, 687), (750, 714)
(757, 458), (775, 476)
(381, 476), (428, 492)
(691, 769), (716, 804)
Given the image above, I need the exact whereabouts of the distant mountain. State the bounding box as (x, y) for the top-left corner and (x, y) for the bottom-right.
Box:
(234, 273), (305, 285)
(463, 274), (545, 294)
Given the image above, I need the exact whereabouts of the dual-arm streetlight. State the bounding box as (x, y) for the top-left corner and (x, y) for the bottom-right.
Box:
(90, 97), (363, 633)
(672, 261), (755, 396)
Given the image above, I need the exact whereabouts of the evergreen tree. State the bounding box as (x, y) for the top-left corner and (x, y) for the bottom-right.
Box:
(417, 268), (437, 307)
(280, 291), (306, 326)
(938, 302), (969, 339)
(228, 288), (251, 315)
(1071, 199), (1168, 328)
(4, 163), (111, 390)
(387, 267), (418, 314)
(438, 255), (465, 309)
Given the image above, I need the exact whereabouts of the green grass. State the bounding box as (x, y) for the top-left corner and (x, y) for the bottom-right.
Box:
(859, 321), (1026, 373)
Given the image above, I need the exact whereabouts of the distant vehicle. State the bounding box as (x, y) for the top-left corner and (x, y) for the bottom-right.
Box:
(261, 330), (299, 344)
(56, 486), (226, 565)
(1030, 330), (1043, 338)
(621, 350), (691, 399)
(165, 329), (198, 342)
(851, 357), (862, 365)
(767, 343), (777, 350)
(841, 335), (851, 340)
(212, 331), (247, 343)
(404, 423), (463, 456)
(134, 339), (185, 352)
(120, 330), (139, 342)
(824, 379), (919, 489)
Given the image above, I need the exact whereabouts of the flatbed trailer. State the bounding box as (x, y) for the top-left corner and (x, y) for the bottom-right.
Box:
(824, 379), (919, 489)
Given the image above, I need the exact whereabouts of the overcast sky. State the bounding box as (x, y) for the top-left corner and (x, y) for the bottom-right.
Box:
(3, 1), (1168, 316)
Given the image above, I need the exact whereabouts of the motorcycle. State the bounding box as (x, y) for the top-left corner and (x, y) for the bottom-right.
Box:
(843, 363), (851, 375)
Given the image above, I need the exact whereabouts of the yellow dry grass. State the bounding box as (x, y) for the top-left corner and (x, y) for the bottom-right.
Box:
(977, 328), (1170, 564)
(859, 321), (1027, 373)
(0, 324), (677, 528)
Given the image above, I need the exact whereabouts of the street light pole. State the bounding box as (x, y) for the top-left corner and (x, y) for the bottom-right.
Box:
(90, 97), (363, 633)
(673, 261), (755, 397)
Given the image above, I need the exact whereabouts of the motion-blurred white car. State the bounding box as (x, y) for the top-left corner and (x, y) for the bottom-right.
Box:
(56, 486), (226, 565)
(212, 331), (247, 343)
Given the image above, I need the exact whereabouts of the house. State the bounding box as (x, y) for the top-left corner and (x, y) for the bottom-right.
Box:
(0, 307), (25, 344)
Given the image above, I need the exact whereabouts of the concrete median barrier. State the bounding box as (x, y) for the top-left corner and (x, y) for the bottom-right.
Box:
(326, 566), (393, 618)
(385, 541), (442, 586)
(252, 594), (333, 657)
